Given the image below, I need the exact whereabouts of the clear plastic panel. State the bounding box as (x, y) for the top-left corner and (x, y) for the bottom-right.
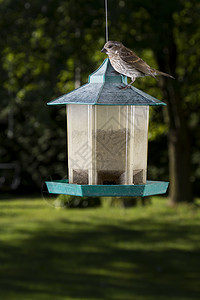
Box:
(93, 106), (128, 185)
(132, 106), (149, 184)
(67, 104), (149, 185)
(67, 104), (92, 184)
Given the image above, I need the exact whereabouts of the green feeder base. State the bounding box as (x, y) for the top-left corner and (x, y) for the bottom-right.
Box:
(45, 180), (169, 197)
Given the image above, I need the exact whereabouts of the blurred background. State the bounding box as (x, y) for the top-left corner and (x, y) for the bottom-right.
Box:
(0, 1), (200, 299)
(0, 0), (199, 203)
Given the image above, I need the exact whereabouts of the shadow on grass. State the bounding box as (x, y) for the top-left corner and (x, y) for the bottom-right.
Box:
(0, 217), (200, 300)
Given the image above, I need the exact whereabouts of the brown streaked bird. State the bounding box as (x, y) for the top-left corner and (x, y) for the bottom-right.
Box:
(101, 41), (174, 89)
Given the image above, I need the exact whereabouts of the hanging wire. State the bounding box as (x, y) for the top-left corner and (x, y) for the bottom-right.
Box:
(105, 0), (109, 42)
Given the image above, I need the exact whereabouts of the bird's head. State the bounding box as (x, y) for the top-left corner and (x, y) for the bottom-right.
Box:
(101, 41), (123, 56)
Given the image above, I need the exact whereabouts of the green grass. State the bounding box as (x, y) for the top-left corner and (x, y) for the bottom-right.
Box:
(0, 196), (200, 300)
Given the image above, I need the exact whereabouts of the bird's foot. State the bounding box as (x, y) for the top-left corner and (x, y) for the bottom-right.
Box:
(118, 85), (131, 90)
(111, 70), (120, 75)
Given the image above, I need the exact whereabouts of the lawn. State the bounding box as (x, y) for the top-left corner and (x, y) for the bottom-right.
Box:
(0, 196), (200, 300)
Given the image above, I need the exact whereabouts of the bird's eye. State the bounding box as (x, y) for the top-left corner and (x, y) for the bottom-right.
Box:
(108, 45), (113, 48)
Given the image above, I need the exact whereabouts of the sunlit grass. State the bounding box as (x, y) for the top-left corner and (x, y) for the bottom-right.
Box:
(0, 196), (200, 300)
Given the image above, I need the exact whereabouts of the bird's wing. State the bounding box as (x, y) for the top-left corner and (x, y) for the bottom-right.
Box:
(120, 47), (156, 77)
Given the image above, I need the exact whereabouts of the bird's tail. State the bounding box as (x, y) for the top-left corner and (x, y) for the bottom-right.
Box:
(153, 69), (175, 79)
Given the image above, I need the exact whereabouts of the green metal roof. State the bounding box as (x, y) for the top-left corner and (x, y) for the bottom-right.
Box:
(47, 58), (166, 106)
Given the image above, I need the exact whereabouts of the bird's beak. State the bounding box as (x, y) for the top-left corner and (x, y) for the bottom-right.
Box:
(101, 47), (107, 53)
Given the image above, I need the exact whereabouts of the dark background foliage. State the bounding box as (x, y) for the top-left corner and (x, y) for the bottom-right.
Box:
(0, 0), (199, 199)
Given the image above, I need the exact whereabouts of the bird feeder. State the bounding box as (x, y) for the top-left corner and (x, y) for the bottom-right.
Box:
(45, 59), (169, 197)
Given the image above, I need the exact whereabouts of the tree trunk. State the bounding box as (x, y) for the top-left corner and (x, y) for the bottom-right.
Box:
(163, 81), (193, 203)
(156, 31), (193, 204)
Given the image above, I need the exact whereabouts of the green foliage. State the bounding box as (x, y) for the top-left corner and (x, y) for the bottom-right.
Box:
(0, 196), (200, 299)
(0, 0), (199, 195)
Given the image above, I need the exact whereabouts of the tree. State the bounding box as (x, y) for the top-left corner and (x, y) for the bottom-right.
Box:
(0, 0), (199, 202)
(108, 0), (200, 203)
(0, 0), (105, 192)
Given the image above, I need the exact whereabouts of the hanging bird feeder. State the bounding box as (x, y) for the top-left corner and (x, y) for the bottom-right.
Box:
(45, 58), (169, 197)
